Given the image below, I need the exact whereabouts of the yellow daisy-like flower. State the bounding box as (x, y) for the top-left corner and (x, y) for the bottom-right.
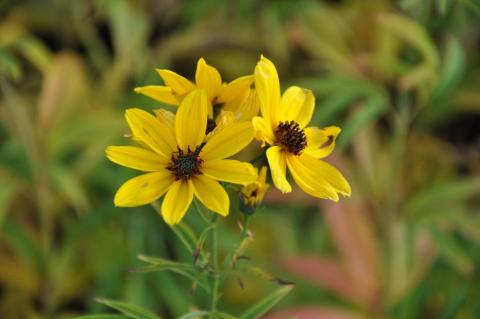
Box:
(106, 90), (257, 225)
(134, 58), (254, 119)
(252, 56), (351, 201)
(241, 166), (270, 208)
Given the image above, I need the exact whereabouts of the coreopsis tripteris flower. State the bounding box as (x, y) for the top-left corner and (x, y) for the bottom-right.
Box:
(252, 56), (351, 201)
(240, 166), (270, 214)
(106, 90), (257, 225)
(134, 58), (255, 121)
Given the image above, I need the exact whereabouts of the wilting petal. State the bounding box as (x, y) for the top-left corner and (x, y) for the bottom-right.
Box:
(304, 126), (341, 159)
(217, 75), (254, 104)
(156, 69), (195, 97)
(195, 58), (222, 102)
(161, 179), (194, 225)
(175, 90), (208, 150)
(202, 159), (257, 185)
(134, 85), (179, 105)
(125, 108), (176, 158)
(201, 121), (254, 161)
(266, 146), (291, 193)
(114, 171), (173, 207)
(279, 86), (314, 128)
(192, 175), (229, 216)
(106, 146), (168, 171)
(254, 55), (280, 126)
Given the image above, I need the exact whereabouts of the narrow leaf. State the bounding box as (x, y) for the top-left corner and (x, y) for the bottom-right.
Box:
(239, 285), (294, 319)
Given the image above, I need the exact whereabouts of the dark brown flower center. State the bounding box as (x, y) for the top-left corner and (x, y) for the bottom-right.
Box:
(166, 146), (203, 180)
(274, 121), (307, 155)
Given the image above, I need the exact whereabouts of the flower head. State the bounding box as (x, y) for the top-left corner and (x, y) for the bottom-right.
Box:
(240, 166), (270, 214)
(134, 58), (255, 119)
(252, 56), (351, 201)
(106, 90), (257, 225)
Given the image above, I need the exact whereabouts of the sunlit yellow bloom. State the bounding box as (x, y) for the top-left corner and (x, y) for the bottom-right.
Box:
(106, 90), (257, 225)
(252, 56), (351, 201)
(241, 166), (270, 208)
(134, 58), (254, 119)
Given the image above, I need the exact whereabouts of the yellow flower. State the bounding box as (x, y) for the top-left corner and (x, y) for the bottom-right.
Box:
(106, 90), (257, 225)
(134, 58), (254, 119)
(241, 166), (270, 208)
(252, 56), (351, 201)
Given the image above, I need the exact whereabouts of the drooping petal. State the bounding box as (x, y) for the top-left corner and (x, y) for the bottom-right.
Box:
(106, 146), (168, 171)
(266, 146), (291, 193)
(153, 108), (175, 130)
(201, 122), (254, 161)
(156, 69), (195, 97)
(287, 153), (351, 199)
(304, 126), (341, 159)
(134, 85), (179, 105)
(286, 154), (339, 201)
(216, 75), (254, 104)
(279, 86), (314, 128)
(175, 90), (208, 150)
(161, 179), (194, 225)
(202, 159), (257, 185)
(125, 108), (176, 158)
(114, 171), (174, 207)
(224, 88), (260, 121)
(192, 175), (229, 216)
(252, 116), (275, 146)
(195, 58), (222, 102)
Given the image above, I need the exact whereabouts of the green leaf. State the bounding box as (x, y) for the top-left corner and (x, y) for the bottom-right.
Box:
(136, 255), (208, 290)
(404, 179), (480, 218)
(429, 227), (473, 274)
(238, 284), (294, 319)
(178, 310), (210, 319)
(337, 92), (386, 149)
(70, 315), (130, 319)
(96, 298), (162, 319)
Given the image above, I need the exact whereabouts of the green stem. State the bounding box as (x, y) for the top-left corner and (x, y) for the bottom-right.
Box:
(210, 213), (220, 318)
(151, 201), (194, 253)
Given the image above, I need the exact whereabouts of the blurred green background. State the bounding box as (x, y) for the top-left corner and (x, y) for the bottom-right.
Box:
(1, 0), (480, 318)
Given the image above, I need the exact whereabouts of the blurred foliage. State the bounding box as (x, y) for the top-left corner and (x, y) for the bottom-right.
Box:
(0, 0), (480, 318)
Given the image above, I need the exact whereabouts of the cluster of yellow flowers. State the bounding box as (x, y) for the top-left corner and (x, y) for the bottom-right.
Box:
(106, 56), (351, 225)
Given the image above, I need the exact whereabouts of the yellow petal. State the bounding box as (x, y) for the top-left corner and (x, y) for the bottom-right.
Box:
(279, 86), (314, 128)
(201, 122), (254, 161)
(156, 69), (195, 96)
(106, 146), (168, 171)
(161, 180), (194, 225)
(254, 55), (280, 127)
(134, 85), (179, 105)
(125, 108), (176, 157)
(287, 153), (351, 199)
(252, 116), (275, 146)
(216, 75), (254, 104)
(114, 171), (173, 207)
(226, 88), (260, 121)
(153, 108), (175, 130)
(192, 175), (229, 216)
(205, 110), (235, 141)
(195, 58), (222, 102)
(266, 146), (291, 193)
(175, 90), (208, 150)
(304, 126), (341, 159)
(286, 154), (339, 201)
(202, 159), (257, 185)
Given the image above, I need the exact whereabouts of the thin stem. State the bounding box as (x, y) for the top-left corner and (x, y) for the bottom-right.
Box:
(210, 213), (220, 318)
(151, 201), (194, 253)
